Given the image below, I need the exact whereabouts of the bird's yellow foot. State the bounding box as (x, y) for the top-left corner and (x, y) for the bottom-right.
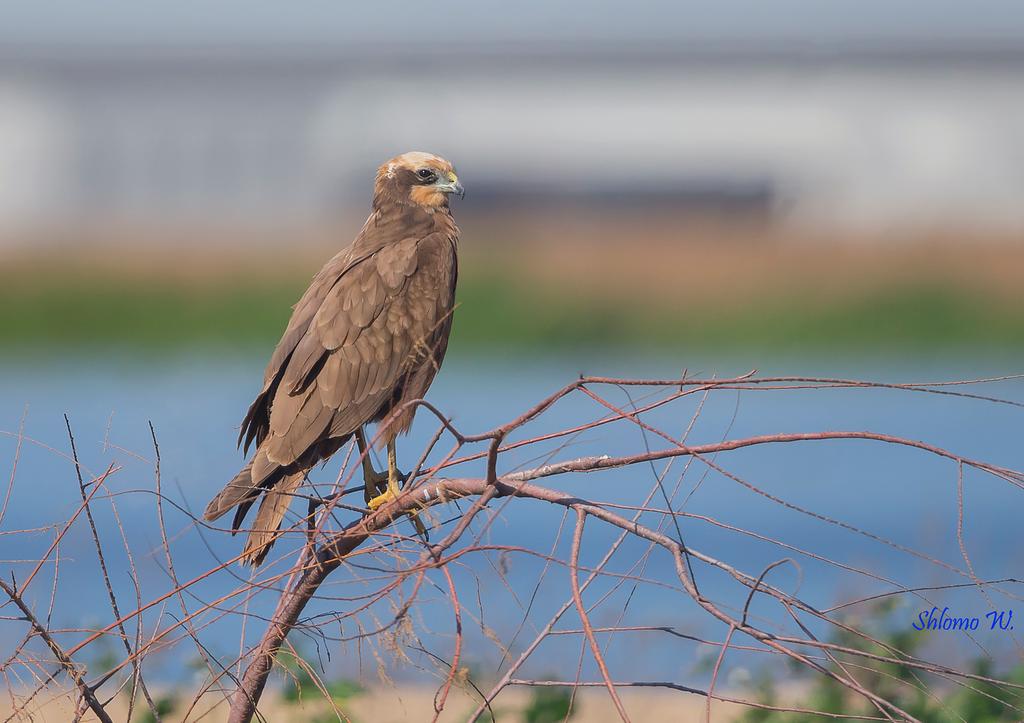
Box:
(367, 470), (426, 538)
(362, 470), (388, 506)
(367, 486), (400, 511)
(366, 468), (408, 511)
(368, 489), (428, 539)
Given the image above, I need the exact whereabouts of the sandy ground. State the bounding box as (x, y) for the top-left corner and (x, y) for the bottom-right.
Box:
(3, 685), (752, 722)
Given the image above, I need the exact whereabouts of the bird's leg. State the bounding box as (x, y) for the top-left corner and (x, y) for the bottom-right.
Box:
(356, 427), (388, 505)
(366, 439), (427, 538)
(367, 438), (404, 510)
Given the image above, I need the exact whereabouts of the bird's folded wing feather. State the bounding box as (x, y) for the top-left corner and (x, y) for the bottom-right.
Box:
(254, 235), (430, 474)
(238, 228), (416, 450)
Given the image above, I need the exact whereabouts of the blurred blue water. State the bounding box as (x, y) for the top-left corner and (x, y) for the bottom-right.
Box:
(0, 353), (1022, 685)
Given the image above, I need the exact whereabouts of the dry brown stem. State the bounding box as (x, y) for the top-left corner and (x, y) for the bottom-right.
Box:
(1, 372), (1022, 722)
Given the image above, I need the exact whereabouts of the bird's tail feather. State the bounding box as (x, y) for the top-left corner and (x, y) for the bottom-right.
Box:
(203, 460), (257, 522)
(240, 471), (305, 566)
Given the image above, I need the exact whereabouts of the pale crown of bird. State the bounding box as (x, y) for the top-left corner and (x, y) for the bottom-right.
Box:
(376, 151), (463, 209)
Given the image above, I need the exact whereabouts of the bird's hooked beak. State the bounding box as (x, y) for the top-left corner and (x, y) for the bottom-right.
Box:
(438, 172), (465, 200)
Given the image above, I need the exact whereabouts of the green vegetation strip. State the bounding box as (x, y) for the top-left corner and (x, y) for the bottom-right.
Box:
(1, 273), (1022, 355)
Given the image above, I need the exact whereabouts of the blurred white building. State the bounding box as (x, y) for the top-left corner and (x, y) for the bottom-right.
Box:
(1, 44), (1023, 237)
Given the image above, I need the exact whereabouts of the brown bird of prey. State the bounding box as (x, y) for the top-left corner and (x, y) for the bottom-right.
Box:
(204, 151), (463, 565)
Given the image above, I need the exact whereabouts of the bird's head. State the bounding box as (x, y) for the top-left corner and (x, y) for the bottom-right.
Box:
(374, 151), (463, 210)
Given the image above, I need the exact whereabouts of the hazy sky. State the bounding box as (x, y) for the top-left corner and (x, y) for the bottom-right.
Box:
(4, 0), (1024, 48)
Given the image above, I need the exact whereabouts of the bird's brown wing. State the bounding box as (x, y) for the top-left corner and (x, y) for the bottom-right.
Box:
(237, 213), (400, 454)
(237, 249), (346, 454)
(206, 233), (454, 531)
(255, 235), (423, 474)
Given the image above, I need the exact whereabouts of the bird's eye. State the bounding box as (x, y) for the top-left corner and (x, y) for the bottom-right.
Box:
(417, 169), (437, 181)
